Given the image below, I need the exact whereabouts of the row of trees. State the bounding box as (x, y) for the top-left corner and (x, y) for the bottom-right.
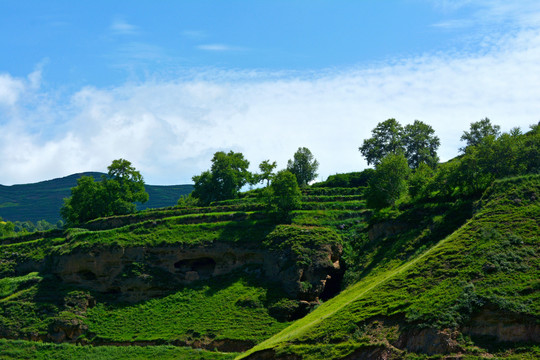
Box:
(0, 218), (63, 237)
(189, 147), (319, 220)
(190, 147), (319, 205)
(59, 148), (318, 226)
(57, 116), (538, 226)
(362, 117), (539, 209)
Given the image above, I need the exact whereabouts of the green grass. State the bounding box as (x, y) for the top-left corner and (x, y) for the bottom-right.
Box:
(0, 339), (236, 360)
(1, 177), (537, 359)
(0, 272), (41, 298)
(238, 175), (540, 359)
(86, 274), (291, 344)
(0, 271), (293, 346)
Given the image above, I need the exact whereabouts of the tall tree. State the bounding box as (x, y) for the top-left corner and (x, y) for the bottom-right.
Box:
(359, 118), (404, 165)
(191, 151), (251, 205)
(402, 120), (440, 168)
(287, 147), (319, 187)
(104, 159), (149, 215)
(460, 117), (501, 150)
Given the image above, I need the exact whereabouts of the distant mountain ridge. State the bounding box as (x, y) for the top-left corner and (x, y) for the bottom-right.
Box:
(0, 172), (193, 223)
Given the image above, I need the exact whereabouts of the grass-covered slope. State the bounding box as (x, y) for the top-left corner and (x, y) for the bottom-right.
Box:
(0, 172), (193, 223)
(0, 194), (348, 359)
(240, 175), (540, 359)
(1, 177), (538, 359)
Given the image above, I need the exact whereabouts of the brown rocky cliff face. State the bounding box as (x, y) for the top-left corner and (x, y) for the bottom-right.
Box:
(462, 306), (540, 343)
(38, 241), (342, 303)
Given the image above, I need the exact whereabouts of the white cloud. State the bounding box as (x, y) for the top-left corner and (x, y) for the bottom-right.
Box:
(1, 24), (540, 185)
(0, 73), (25, 107)
(110, 18), (138, 35)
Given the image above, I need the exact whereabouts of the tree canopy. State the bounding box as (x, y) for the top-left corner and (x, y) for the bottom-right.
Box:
(61, 159), (148, 226)
(257, 160), (277, 187)
(0, 218), (15, 238)
(359, 118), (403, 166)
(191, 151), (251, 205)
(460, 117), (501, 150)
(266, 169), (302, 222)
(403, 120), (440, 168)
(287, 147), (319, 187)
(360, 118), (440, 169)
(365, 152), (411, 209)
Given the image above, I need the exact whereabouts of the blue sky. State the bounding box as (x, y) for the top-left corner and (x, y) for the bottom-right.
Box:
(1, 1), (540, 184)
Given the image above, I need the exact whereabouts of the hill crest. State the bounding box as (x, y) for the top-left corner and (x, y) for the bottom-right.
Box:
(0, 172), (193, 223)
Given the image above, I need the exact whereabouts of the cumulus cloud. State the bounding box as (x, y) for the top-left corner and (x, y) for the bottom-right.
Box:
(1, 22), (540, 185)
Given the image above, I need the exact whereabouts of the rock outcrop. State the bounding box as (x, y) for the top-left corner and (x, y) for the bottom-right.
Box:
(462, 306), (540, 343)
(23, 240), (342, 303)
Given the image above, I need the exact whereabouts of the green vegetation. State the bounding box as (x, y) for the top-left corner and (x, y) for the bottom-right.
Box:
(61, 159), (149, 226)
(85, 275), (290, 344)
(192, 151), (252, 205)
(239, 175), (539, 360)
(312, 169), (374, 188)
(265, 170), (302, 222)
(287, 147), (319, 187)
(365, 152), (410, 209)
(0, 218), (15, 237)
(0, 172), (192, 224)
(460, 117), (501, 149)
(0, 339), (236, 360)
(1, 119), (538, 359)
(359, 118), (440, 168)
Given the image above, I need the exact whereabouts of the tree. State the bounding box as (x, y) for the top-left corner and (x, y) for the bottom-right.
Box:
(104, 159), (149, 215)
(61, 159), (148, 226)
(266, 170), (301, 222)
(359, 119), (404, 166)
(408, 162), (435, 199)
(0, 218), (15, 237)
(287, 147), (319, 187)
(258, 160), (277, 187)
(61, 175), (108, 226)
(460, 118), (501, 150)
(402, 120), (440, 169)
(361, 119), (441, 169)
(365, 152), (410, 209)
(191, 151), (251, 205)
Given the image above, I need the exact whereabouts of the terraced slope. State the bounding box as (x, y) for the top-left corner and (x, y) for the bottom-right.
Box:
(239, 175), (540, 359)
(1, 178), (538, 359)
(0, 191), (360, 359)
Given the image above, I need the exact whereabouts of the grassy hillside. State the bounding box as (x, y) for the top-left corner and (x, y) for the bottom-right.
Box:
(239, 175), (540, 359)
(0, 172), (193, 223)
(0, 190), (354, 359)
(0, 176), (538, 359)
